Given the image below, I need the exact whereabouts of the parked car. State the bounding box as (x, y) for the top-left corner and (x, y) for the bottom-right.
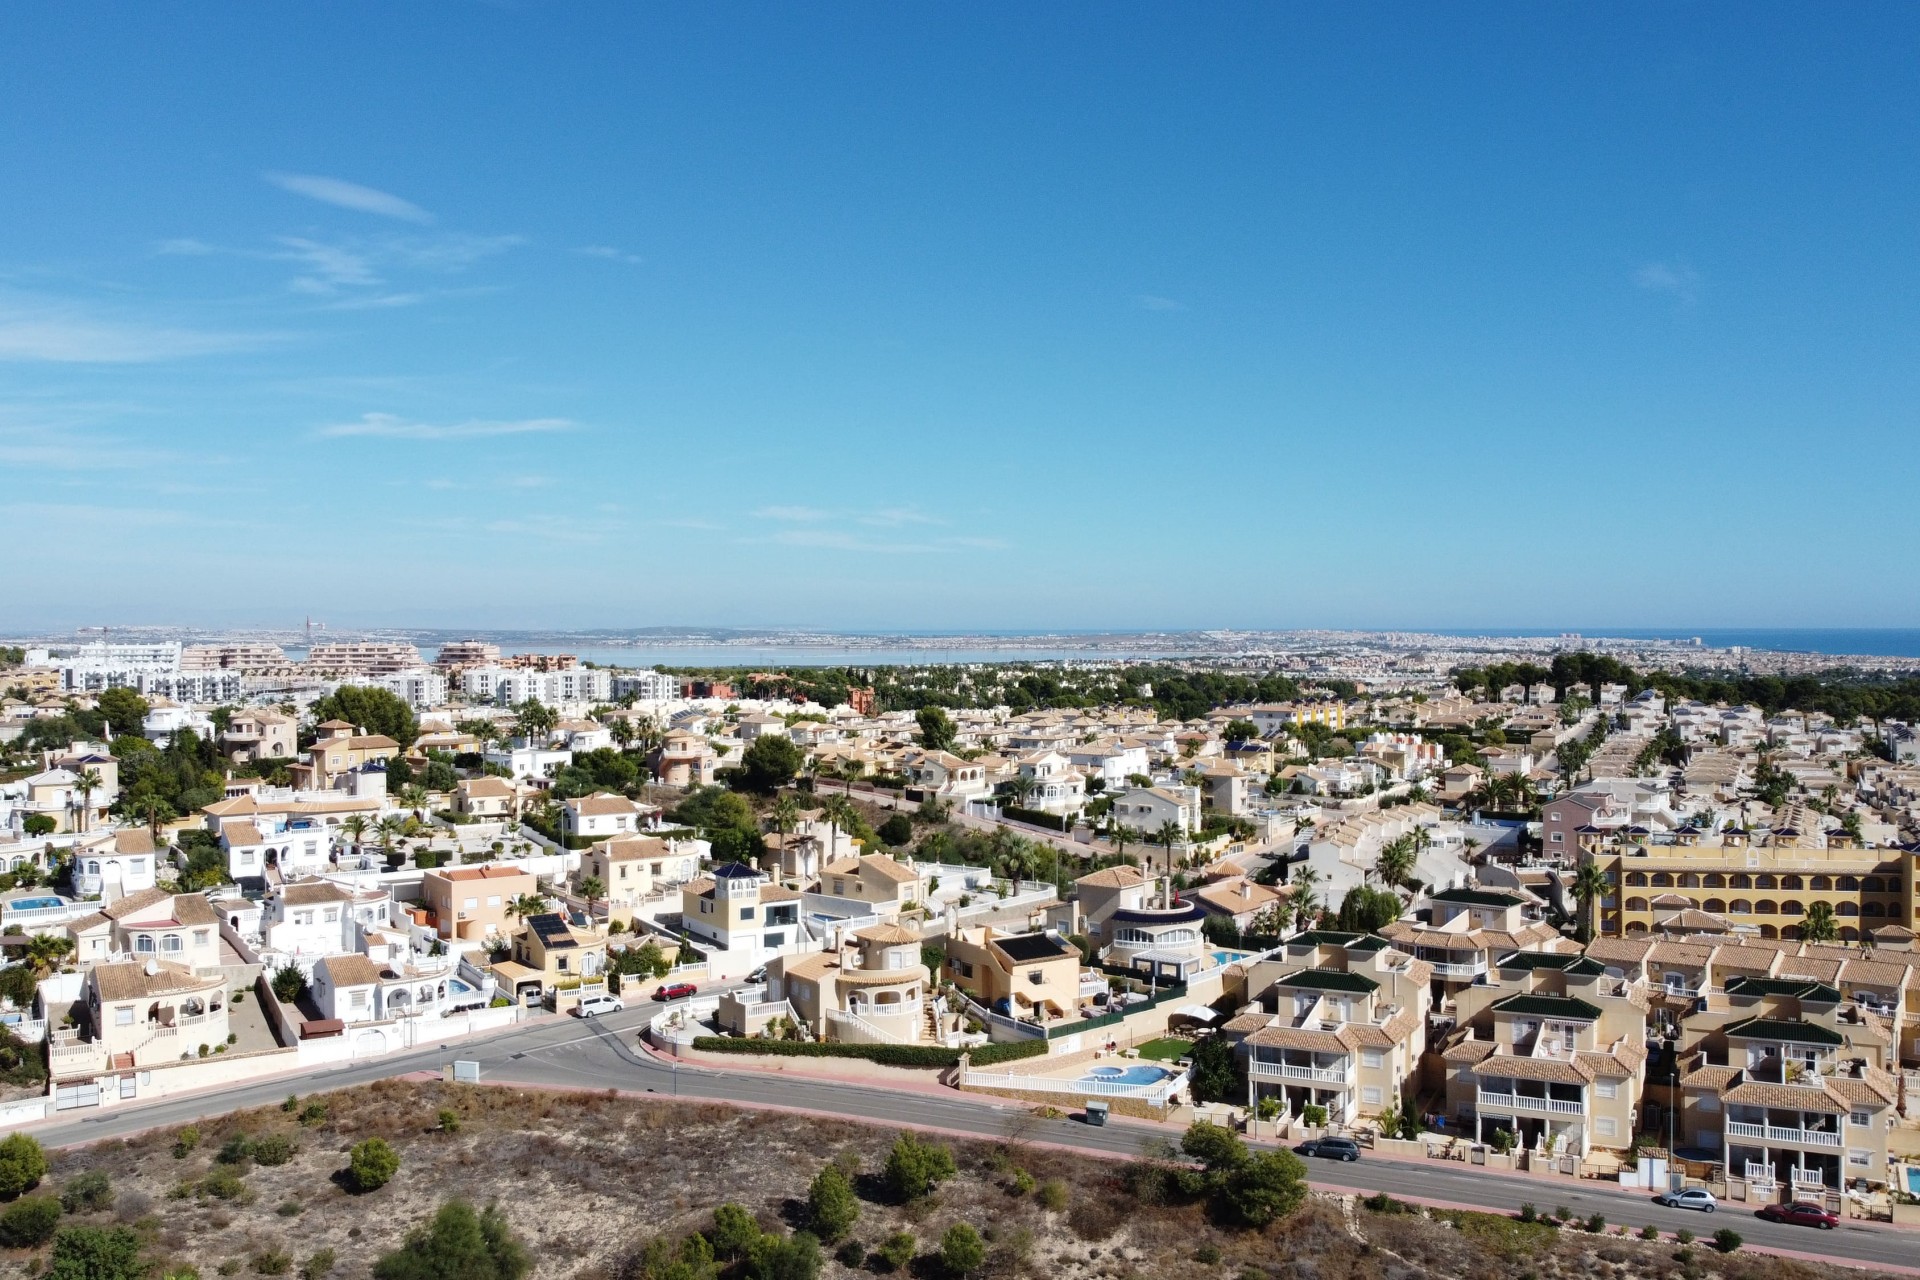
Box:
(746, 966), (768, 984)
(1756, 1201), (1839, 1229)
(653, 981), (699, 1002)
(1653, 1188), (1717, 1213)
(1293, 1137), (1361, 1162)
(574, 994), (623, 1018)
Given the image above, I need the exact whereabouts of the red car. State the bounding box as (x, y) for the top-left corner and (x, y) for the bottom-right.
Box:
(653, 982), (698, 1002)
(1756, 1201), (1839, 1229)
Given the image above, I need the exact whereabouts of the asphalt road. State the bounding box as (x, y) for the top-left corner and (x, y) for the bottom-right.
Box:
(33, 1003), (1911, 1272)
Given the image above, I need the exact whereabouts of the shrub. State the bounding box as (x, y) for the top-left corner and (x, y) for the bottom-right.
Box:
(0, 1195), (62, 1247)
(1195, 1243), (1222, 1264)
(834, 1239), (864, 1268)
(270, 965), (307, 1004)
(1712, 1228), (1742, 1254)
(300, 1248), (335, 1279)
(708, 1204), (760, 1261)
(276, 1201), (302, 1218)
(45, 1225), (145, 1280)
(939, 1224), (985, 1278)
(173, 1127), (201, 1159)
(1301, 1103), (1328, 1127)
(1037, 1179), (1069, 1212)
(1675, 1228), (1694, 1245)
(806, 1164), (859, 1243)
(436, 1109), (460, 1134)
(1010, 1169), (1035, 1195)
(280, 1095), (298, 1113)
(876, 1232), (916, 1273)
(202, 1168), (248, 1201)
(884, 1133), (955, 1203)
(0, 1133), (47, 1199)
(1640, 1225), (1659, 1241)
(747, 1230), (820, 1280)
(347, 1139), (399, 1193)
(216, 1134), (255, 1167)
(297, 1101), (329, 1128)
(60, 1170), (113, 1214)
(1554, 1205), (1572, 1223)
(371, 1199), (530, 1280)
(252, 1249), (292, 1276)
(250, 1135), (296, 1167)
(1517, 1203), (1537, 1223)
(1586, 1214), (1606, 1234)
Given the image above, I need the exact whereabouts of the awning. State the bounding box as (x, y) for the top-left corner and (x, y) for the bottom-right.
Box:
(1174, 1004), (1219, 1023)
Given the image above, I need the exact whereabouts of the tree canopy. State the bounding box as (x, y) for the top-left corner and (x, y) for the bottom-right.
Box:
(372, 1199), (532, 1280)
(737, 735), (804, 793)
(311, 686), (418, 747)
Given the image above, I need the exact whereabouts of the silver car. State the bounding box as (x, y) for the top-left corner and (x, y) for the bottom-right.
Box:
(1654, 1187), (1717, 1213)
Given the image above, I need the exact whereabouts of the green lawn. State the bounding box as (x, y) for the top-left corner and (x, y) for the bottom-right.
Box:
(1134, 1037), (1192, 1062)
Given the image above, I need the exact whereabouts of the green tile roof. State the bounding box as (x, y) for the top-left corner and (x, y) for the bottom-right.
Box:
(1722, 1016), (1845, 1046)
(1490, 993), (1602, 1019)
(1277, 967), (1380, 994)
(1432, 886), (1525, 908)
(1724, 976), (1842, 1003)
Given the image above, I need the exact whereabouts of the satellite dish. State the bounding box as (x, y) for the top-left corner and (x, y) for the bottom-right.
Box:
(144, 958), (159, 977)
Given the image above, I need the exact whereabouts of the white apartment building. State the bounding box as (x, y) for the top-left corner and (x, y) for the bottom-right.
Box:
(611, 669), (678, 701)
(375, 667), (449, 708)
(460, 666), (613, 705)
(304, 641), (424, 676)
(32, 642), (245, 702)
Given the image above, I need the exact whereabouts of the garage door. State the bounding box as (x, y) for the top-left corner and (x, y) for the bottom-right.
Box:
(55, 1082), (100, 1111)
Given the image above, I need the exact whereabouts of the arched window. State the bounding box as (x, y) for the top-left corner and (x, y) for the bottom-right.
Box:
(1704, 899), (1727, 914)
(1731, 874), (1752, 890)
(1755, 900), (1777, 915)
(134, 935), (155, 953)
(1864, 877), (1885, 894)
(1730, 899), (1752, 914)
(1756, 875), (1777, 890)
(1810, 876), (1832, 892)
(1626, 872), (1648, 888)
(162, 935), (182, 953)
(1864, 902), (1885, 917)
(1781, 900), (1805, 917)
(1651, 873), (1673, 888)
(1839, 876), (1859, 891)
(1680, 873), (1701, 889)
(1704, 874), (1727, 889)
(1839, 901), (1860, 916)
(1781, 875), (1803, 891)
(1625, 897), (1648, 913)
(1625, 921), (1649, 934)
(1758, 924), (1778, 939)
(1840, 927), (1860, 942)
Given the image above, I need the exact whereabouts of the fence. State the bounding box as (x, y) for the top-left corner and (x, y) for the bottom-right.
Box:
(960, 1064), (1190, 1108)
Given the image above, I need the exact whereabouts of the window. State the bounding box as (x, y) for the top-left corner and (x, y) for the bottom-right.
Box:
(1361, 1087), (1381, 1105)
(129, 858), (146, 874)
(1849, 1149), (1871, 1167)
(1027, 970), (1045, 985)
(1596, 1117), (1618, 1138)
(1550, 832), (1563, 843)
(115, 1006), (134, 1026)
(1851, 1110), (1872, 1128)
(134, 935), (154, 954)
(463, 897), (479, 910)
(1361, 1049), (1383, 1068)
(1597, 1081), (1618, 1099)
(487, 896), (502, 908)
(324, 909), (339, 923)
(350, 990), (368, 1009)
(740, 906), (755, 920)
(162, 935), (183, 953)
(1699, 1094), (1720, 1112)
(193, 930), (209, 946)
(764, 932), (784, 948)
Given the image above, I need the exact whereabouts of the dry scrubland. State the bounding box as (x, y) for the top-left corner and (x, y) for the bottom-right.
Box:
(0, 1081), (1897, 1280)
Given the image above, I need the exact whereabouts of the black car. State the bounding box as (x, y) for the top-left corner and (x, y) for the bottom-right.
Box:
(1294, 1137), (1361, 1162)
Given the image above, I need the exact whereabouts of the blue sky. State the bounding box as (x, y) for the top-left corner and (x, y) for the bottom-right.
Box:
(4, 5), (1919, 633)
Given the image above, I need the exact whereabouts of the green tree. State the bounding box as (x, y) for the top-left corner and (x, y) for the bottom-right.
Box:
(22, 815), (55, 838)
(347, 1138), (400, 1193)
(45, 1225), (146, 1280)
(1180, 1121), (1247, 1174)
(576, 875), (606, 919)
(310, 686), (419, 747)
(805, 1163), (860, 1243)
(877, 815), (913, 847)
(97, 688), (150, 739)
(1221, 1151), (1309, 1227)
(708, 1204), (761, 1261)
(371, 1200), (531, 1280)
(1333, 885), (1401, 933)
(747, 1231), (820, 1280)
(883, 1132), (955, 1202)
(0, 1195), (61, 1247)
(916, 707), (957, 753)
(1187, 1034), (1240, 1103)
(270, 964), (308, 1004)
(1375, 835), (1416, 892)
(938, 1224), (985, 1278)
(739, 736), (805, 793)
(512, 700), (556, 743)
(1222, 719), (1261, 745)
(1799, 900), (1839, 944)
(0, 1133), (48, 1199)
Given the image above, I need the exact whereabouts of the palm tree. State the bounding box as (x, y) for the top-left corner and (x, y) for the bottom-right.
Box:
(506, 893), (548, 924)
(1799, 900), (1840, 944)
(769, 793), (803, 843)
(819, 794), (859, 857)
(137, 796), (176, 840)
(514, 699), (556, 744)
(1290, 866), (1321, 929)
(576, 875), (606, 921)
(609, 719), (635, 752)
(1152, 820), (1183, 878)
(1009, 775), (1039, 809)
(1570, 861), (1609, 943)
(399, 784), (429, 819)
(1376, 836), (1416, 894)
(24, 934), (72, 976)
(341, 814), (370, 854)
(72, 768), (102, 833)
(1109, 822), (1135, 863)
(377, 815), (405, 857)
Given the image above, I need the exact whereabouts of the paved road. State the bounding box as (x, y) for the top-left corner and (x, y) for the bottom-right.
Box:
(29, 1003), (1913, 1272)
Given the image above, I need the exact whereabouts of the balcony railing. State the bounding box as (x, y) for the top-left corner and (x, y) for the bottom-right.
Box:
(1427, 960), (1486, 979)
(1251, 1060), (1350, 1084)
(1727, 1121), (1841, 1147)
(1481, 1090), (1583, 1115)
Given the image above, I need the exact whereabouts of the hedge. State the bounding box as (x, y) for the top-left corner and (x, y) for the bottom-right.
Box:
(999, 806), (1070, 832)
(690, 1036), (1046, 1069)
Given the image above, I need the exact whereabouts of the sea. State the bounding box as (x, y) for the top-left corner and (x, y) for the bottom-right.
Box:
(1436, 629), (1920, 660)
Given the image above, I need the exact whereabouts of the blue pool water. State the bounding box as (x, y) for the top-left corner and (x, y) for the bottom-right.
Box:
(1210, 949), (1251, 967)
(448, 979), (475, 995)
(7, 897), (62, 912)
(1080, 1064), (1174, 1088)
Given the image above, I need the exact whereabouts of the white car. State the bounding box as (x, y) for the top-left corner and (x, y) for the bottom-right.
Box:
(1653, 1188), (1716, 1213)
(574, 994), (624, 1018)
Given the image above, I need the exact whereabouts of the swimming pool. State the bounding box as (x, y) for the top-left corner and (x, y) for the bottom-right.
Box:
(1079, 1064), (1175, 1088)
(1209, 949), (1252, 967)
(6, 897), (63, 913)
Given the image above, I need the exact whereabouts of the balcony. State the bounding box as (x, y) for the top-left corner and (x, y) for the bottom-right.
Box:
(1251, 1060), (1350, 1084)
(1427, 960), (1487, 980)
(1726, 1121), (1840, 1147)
(1480, 1089), (1584, 1115)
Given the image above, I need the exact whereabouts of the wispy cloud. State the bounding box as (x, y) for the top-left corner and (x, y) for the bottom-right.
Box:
(858, 505), (942, 527)
(317, 412), (574, 441)
(754, 529), (1008, 555)
(1632, 261), (1700, 305)
(265, 172), (434, 224)
(1135, 294), (1187, 312)
(0, 296), (277, 363)
(277, 237), (379, 294)
(754, 505), (830, 522)
(577, 245), (643, 266)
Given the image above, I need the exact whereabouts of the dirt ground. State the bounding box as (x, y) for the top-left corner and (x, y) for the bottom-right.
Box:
(0, 1081), (1901, 1280)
